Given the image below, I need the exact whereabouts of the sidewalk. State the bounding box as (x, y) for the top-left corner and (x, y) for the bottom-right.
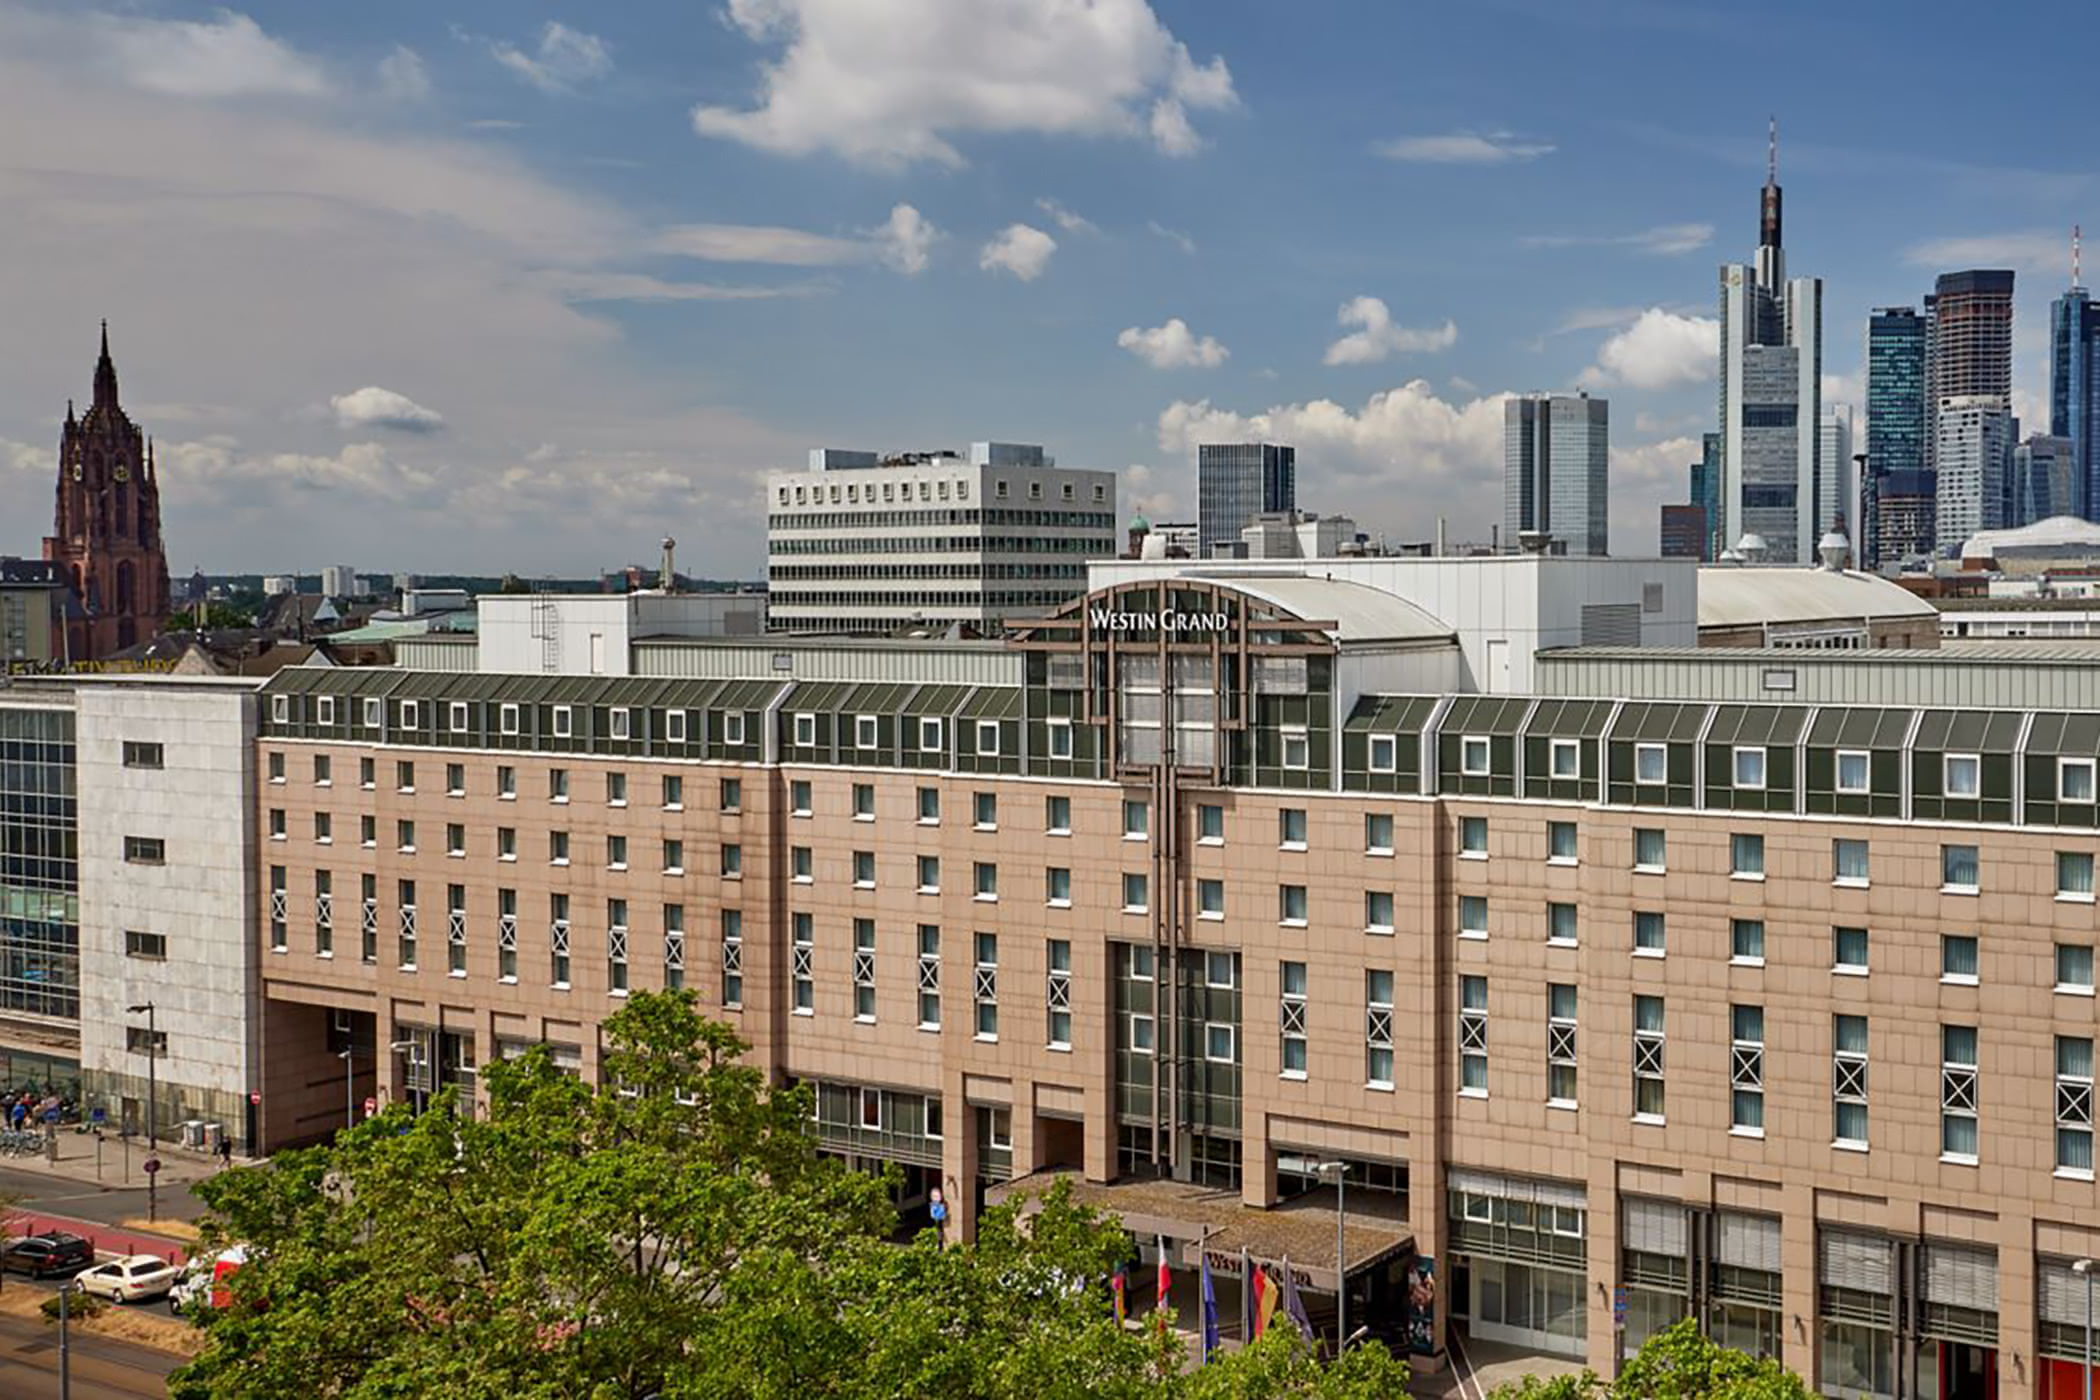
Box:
(1, 1209), (190, 1265)
(1, 1130), (243, 1193)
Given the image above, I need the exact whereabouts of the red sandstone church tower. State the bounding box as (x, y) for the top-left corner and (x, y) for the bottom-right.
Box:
(42, 324), (170, 660)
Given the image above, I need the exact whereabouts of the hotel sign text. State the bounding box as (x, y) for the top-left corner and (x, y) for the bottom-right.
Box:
(1088, 608), (1231, 634)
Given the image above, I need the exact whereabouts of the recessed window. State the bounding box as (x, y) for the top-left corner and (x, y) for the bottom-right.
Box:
(1732, 746), (1767, 790)
(1547, 902), (1578, 947)
(1730, 833), (1764, 879)
(855, 715), (878, 750)
(852, 783), (875, 821)
(266, 751), (286, 785)
(1121, 871), (1148, 912)
(1941, 844), (1979, 893)
(1835, 750), (1870, 794)
(719, 843), (741, 879)
(1833, 838), (1870, 886)
(1549, 738), (1580, 780)
(1633, 828), (1665, 872)
(1278, 884), (1308, 926)
(124, 836), (165, 865)
(1366, 890), (1395, 933)
(1046, 867), (1072, 906)
(1943, 753), (1981, 799)
(792, 713), (816, 747)
(550, 831), (570, 865)
(124, 929), (167, 960)
(1280, 727), (1309, 770)
(791, 846), (811, 882)
(1278, 808), (1307, 849)
(918, 855), (941, 893)
(790, 780), (811, 816)
(1547, 821), (1577, 863)
(919, 717), (943, 752)
(1197, 804), (1223, 843)
(1123, 799), (1149, 840)
(976, 721), (1000, 756)
(2057, 943), (2095, 995)
(551, 705), (572, 739)
(915, 786), (939, 824)
(1365, 813), (1394, 855)
(1368, 734), (1397, 773)
(1730, 919), (1765, 964)
(2059, 852), (2097, 902)
(1833, 926), (1869, 974)
(1460, 736), (1490, 777)
(2062, 758), (2098, 804)
(1633, 911), (1665, 956)
(1459, 815), (1487, 857)
(1045, 795), (1071, 835)
(314, 754), (331, 787)
(974, 862), (999, 901)
(1940, 934), (1979, 984)
(1047, 719), (1073, 759)
(606, 772), (627, 807)
(1634, 743), (1666, 784)
(854, 851), (877, 888)
(549, 768), (569, 803)
(719, 778), (742, 813)
(974, 791), (998, 829)
(122, 741), (164, 770)
(1197, 878), (1223, 919)
(1458, 894), (1487, 939)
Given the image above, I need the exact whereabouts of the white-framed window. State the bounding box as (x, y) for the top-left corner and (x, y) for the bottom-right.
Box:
(1549, 738), (1581, 780)
(976, 720), (1000, 756)
(973, 933), (998, 1040)
(665, 710), (687, 744)
(1045, 939), (1072, 1048)
(852, 782), (875, 821)
(855, 715), (878, 750)
(1634, 742), (1666, 784)
(1047, 719), (1073, 759)
(268, 866), (288, 951)
(974, 861), (998, 901)
(1547, 821), (1577, 864)
(853, 850), (876, 888)
(2058, 1036), (2094, 1176)
(1835, 749), (1870, 794)
(919, 717), (943, 752)
(1941, 1025), (1978, 1162)
(1633, 910), (1665, 956)
(499, 703), (519, 736)
(1365, 890), (1395, 933)
(1730, 1005), (1765, 1136)
(609, 707), (631, 741)
(1731, 833), (1765, 879)
(1278, 884), (1308, 926)
(363, 696), (383, 729)
(548, 894), (571, 987)
(1365, 812), (1394, 855)
(399, 700), (420, 731)
(791, 913), (813, 1014)
(1458, 975), (1488, 1094)
(1458, 894), (1487, 939)
(1943, 753), (1981, 799)
(790, 780), (811, 817)
(852, 919), (875, 1022)
(497, 888), (517, 981)
(919, 855), (941, 894)
(1633, 827), (1665, 872)
(974, 791), (998, 829)
(1367, 970), (1396, 1088)
(1459, 815), (1487, 857)
(1279, 961), (1308, 1078)
(449, 701), (469, 734)
(1833, 1014), (1869, 1148)
(396, 879), (418, 969)
(1833, 926), (1868, 975)
(1632, 995), (1665, 1121)
(1204, 1022), (1236, 1064)
(1833, 838), (1870, 886)
(1460, 735), (1491, 776)
(551, 705), (572, 739)
(2062, 757), (2098, 804)
(1732, 746), (1767, 790)
(2059, 852), (2097, 901)
(1196, 804), (1223, 843)
(1941, 933), (1979, 984)
(916, 925), (940, 1028)
(1546, 983), (1577, 1106)
(1941, 843), (1979, 892)
(1197, 878), (1223, 919)
(1278, 808), (1307, 850)
(792, 713), (816, 747)
(1368, 734), (1398, 773)
(724, 712), (746, 746)
(606, 901), (629, 994)
(314, 695), (336, 726)
(269, 694), (289, 725)
(1730, 918), (1765, 965)
(2058, 942), (2095, 995)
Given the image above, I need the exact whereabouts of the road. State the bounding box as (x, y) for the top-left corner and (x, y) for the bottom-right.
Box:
(0, 1161), (206, 1232)
(0, 1308), (178, 1398)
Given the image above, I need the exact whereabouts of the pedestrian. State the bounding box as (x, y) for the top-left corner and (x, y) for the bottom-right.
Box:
(216, 1135), (233, 1169)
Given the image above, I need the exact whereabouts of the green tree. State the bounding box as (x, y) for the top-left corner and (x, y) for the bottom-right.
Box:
(174, 992), (1397, 1399)
(1485, 1320), (1811, 1400)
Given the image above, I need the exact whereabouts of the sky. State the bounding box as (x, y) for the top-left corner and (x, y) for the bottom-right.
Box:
(0, 0), (2090, 580)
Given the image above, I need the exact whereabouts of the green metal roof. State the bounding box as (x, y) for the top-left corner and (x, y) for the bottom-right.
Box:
(1806, 707), (1916, 749)
(1610, 702), (1708, 743)
(958, 686), (1023, 719)
(1344, 695), (1440, 734)
(1440, 695), (1533, 737)
(1706, 704), (1807, 747)
(1914, 710), (2025, 752)
(1524, 698), (1616, 740)
(2027, 712), (2100, 758)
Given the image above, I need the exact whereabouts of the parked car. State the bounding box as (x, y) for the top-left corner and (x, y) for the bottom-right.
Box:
(75, 1254), (182, 1304)
(0, 1231), (93, 1277)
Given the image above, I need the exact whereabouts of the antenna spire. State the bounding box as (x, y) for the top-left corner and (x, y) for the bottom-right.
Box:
(2076, 224), (2085, 290)
(1767, 116), (1777, 183)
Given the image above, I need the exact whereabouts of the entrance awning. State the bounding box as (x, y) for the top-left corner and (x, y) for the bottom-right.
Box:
(988, 1169), (1413, 1294)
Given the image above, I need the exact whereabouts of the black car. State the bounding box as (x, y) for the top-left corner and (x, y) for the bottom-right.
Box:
(1, 1231), (94, 1277)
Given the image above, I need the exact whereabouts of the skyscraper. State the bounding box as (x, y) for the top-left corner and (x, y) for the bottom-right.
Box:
(2051, 228), (2099, 519)
(41, 324), (170, 660)
(1503, 393), (1609, 557)
(1196, 443), (1295, 557)
(1935, 395), (2014, 548)
(1818, 405), (1853, 540)
(1717, 122), (1823, 563)
(1928, 270), (2016, 413)
(2014, 434), (2076, 525)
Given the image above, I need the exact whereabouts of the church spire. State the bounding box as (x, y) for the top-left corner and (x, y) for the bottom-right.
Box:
(92, 320), (119, 411)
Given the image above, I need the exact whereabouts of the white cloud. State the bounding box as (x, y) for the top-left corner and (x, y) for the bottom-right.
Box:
(1608, 434), (1704, 551)
(1521, 223), (1713, 255)
(1323, 297), (1457, 366)
(492, 22), (612, 94)
(377, 45), (431, 102)
(979, 224), (1057, 281)
(95, 10), (331, 99)
(1035, 197), (1097, 235)
(691, 0), (1236, 167)
(1903, 230), (2071, 274)
(650, 203), (937, 275)
(1147, 221), (1195, 255)
(535, 272), (824, 303)
(1372, 130), (1554, 164)
(330, 387), (445, 434)
(1117, 318), (1228, 370)
(1122, 461), (1178, 519)
(1579, 308), (1718, 390)
(162, 437), (441, 496)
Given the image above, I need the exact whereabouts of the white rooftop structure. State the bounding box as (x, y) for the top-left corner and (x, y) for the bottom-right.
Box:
(1187, 575), (1452, 647)
(1696, 567), (1938, 629)
(1960, 515), (2100, 562)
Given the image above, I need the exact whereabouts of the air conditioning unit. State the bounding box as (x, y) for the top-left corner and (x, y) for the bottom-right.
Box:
(179, 1119), (207, 1150)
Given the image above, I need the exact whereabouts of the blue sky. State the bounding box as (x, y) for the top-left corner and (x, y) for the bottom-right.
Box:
(0, 0), (2089, 576)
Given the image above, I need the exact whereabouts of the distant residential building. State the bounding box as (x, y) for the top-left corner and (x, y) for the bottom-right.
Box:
(1659, 504), (1708, 559)
(320, 565), (357, 598)
(1196, 443), (1295, 558)
(1503, 392), (1609, 557)
(766, 441), (1115, 634)
(0, 559), (64, 665)
(2050, 252), (2099, 518)
(1936, 395), (2015, 547)
(2014, 435), (2079, 526)
(262, 576), (296, 597)
(1718, 128), (1823, 562)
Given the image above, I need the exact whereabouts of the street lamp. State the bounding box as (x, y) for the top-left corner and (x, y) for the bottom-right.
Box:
(1315, 1160), (1351, 1356)
(338, 1045), (356, 1131)
(2075, 1258), (2095, 1400)
(126, 1002), (157, 1150)
(389, 1038), (421, 1116)
(58, 1276), (78, 1400)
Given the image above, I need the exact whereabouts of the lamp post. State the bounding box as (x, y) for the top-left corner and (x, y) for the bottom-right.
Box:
(58, 1277), (76, 1400)
(2075, 1258), (2095, 1400)
(389, 1039), (420, 1116)
(338, 1045), (355, 1131)
(126, 1001), (157, 1150)
(1315, 1160), (1351, 1356)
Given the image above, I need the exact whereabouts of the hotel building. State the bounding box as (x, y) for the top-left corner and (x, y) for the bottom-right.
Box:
(246, 557), (2100, 1400)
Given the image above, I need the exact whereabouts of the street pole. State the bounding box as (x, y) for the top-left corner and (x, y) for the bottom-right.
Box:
(127, 1001), (157, 1151)
(1317, 1160), (1350, 1357)
(340, 1047), (354, 1131)
(58, 1282), (71, 1400)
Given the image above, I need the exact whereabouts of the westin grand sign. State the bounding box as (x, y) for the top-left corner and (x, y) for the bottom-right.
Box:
(1088, 606), (1232, 634)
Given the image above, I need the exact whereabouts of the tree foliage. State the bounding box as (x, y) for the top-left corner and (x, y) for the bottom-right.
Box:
(1485, 1320), (1813, 1400)
(174, 992), (1405, 1399)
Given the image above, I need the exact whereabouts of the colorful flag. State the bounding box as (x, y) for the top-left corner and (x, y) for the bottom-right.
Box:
(1283, 1256), (1314, 1343)
(1156, 1236), (1172, 1330)
(1253, 1264), (1279, 1339)
(1199, 1250), (1220, 1362)
(1112, 1267), (1126, 1326)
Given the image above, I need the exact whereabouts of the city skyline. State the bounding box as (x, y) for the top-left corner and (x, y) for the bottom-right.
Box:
(0, 0), (2091, 576)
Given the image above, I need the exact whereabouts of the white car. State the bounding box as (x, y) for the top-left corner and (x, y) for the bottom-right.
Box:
(74, 1254), (182, 1304)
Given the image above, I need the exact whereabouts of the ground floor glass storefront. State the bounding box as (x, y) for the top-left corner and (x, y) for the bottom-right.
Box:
(1448, 1169), (1588, 1358)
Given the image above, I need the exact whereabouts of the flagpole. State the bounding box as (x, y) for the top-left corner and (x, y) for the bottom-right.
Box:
(1240, 1247), (1252, 1343)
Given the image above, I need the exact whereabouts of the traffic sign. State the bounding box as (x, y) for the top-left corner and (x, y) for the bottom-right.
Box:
(143, 1157), (162, 1175)
(249, 1091), (262, 1106)
(363, 1097), (377, 1115)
